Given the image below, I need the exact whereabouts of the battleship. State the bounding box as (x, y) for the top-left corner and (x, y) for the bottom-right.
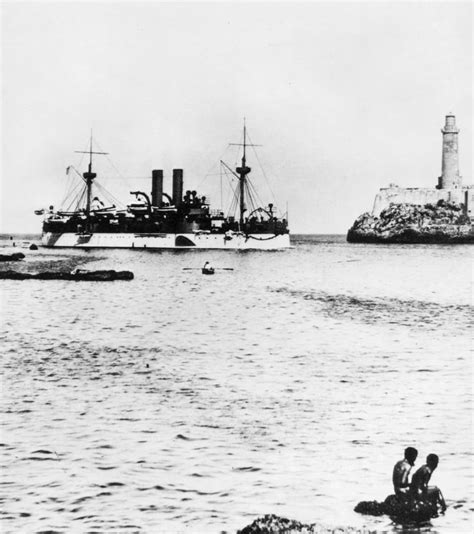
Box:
(37, 126), (290, 250)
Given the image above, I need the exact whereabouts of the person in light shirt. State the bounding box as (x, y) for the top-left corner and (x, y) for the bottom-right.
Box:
(392, 447), (418, 497)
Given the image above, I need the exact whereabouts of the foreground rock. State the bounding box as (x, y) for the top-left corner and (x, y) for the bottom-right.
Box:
(0, 269), (134, 281)
(355, 493), (443, 523)
(0, 252), (25, 262)
(237, 514), (376, 534)
(347, 200), (473, 244)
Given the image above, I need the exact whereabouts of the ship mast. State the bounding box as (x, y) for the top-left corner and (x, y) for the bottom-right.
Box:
(231, 120), (260, 229)
(75, 131), (108, 223)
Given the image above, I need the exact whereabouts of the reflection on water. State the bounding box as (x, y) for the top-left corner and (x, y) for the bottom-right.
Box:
(1, 236), (472, 533)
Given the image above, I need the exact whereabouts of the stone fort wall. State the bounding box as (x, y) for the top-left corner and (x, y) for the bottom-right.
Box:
(372, 186), (474, 217)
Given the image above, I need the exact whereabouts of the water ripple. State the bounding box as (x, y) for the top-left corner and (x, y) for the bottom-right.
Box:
(1, 239), (471, 533)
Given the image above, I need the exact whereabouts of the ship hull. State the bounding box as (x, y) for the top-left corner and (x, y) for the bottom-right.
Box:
(41, 231), (290, 250)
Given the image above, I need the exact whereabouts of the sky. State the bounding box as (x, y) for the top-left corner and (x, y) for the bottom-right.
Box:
(1, 1), (472, 234)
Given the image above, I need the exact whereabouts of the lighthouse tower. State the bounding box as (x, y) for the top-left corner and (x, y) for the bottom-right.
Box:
(438, 113), (462, 189)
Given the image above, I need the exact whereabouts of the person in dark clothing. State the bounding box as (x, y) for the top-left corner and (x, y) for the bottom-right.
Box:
(393, 447), (418, 498)
(411, 453), (446, 512)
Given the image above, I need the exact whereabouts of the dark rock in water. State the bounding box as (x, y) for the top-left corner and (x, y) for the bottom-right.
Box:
(0, 270), (31, 279)
(353, 501), (385, 517)
(0, 252), (25, 262)
(70, 269), (134, 281)
(29, 243), (38, 250)
(347, 200), (474, 244)
(355, 493), (442, 523)
(237, 515), (307, 534)
(237, 514), (375, 534)
(34, 272), (70, 280)
(0, 269), (134, 281)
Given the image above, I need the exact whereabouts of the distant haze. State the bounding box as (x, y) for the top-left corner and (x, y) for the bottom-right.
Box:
(1, 2), (472, 234)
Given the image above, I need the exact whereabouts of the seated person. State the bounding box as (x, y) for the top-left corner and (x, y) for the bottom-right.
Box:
(410, 453), (446, 512)
(393, 447), (418, 498)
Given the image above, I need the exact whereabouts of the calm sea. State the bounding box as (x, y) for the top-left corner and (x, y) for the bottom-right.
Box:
(1, 235), (472, 533)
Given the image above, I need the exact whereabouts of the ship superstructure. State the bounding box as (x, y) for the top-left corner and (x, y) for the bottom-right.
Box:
(39, 126), (290, 249)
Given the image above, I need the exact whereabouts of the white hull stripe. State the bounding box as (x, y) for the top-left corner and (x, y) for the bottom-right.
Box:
(42, 232), (291, 250)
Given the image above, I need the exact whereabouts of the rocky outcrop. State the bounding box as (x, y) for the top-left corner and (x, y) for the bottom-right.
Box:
(0, 252), (25, 262)
(347, 200), (474, 244)
(355, 493), (443, 523)
(0, 269), (134, 281)
(237, 514), (376, 534)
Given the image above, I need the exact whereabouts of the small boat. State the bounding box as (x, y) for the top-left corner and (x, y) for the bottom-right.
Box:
(201, 267), (215, 275)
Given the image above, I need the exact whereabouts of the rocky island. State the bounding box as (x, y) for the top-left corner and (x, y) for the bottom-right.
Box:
(347, 114), (473, 244)
(347, 200), (473, 243)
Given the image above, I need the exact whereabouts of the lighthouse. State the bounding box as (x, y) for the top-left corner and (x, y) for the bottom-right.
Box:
(438, 113), (462, 189)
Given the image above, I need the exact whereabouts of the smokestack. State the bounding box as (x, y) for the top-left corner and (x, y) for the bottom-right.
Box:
(172, 169), (183, 206)
(151, 170), (163, 207)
